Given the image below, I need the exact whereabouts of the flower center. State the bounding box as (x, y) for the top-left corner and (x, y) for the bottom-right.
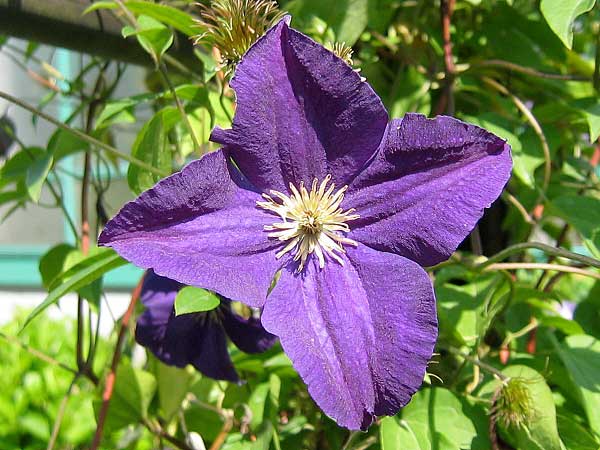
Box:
(257, 175), (359, 271)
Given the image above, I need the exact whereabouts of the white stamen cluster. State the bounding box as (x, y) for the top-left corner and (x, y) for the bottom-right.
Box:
(257, 175), (359, 271)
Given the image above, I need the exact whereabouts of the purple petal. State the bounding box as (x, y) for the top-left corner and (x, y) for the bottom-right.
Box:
(211, 18), (388, 192)
(345, 114), (512, 266)
(99, 150), (281, 307)
(188, 319), (239, 382)
(135, 271), (239, 382)
(261, 245), (437, 430)
(221, 304), (278, 354)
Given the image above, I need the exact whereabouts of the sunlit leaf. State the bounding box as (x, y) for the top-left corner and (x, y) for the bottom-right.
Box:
(540, 0), (596, 49)
(174, 286), (221, 316)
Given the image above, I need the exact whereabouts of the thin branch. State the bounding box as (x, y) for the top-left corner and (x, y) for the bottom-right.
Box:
(475, 242), (600, 270)
(446, 347), (508, 381)
(47, 375), (79, 450)
(472, 60), (589, 81)
(594, 22), (600, 92)
(159, 62), (201, 151)
(0, 90), (169, 176)
(435, 0), (456, 115)
(484, 262), (600, 280)
(90, 277), (144, 450)
(0, 331), (78, 375)
(341, 431), (359, 450)
(482, 77), (551, 204)
(502, 192), (534, 224)
(208, 412), (234, 450)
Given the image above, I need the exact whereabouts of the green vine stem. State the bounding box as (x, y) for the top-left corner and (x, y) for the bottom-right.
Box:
(0, 90), (169, 177)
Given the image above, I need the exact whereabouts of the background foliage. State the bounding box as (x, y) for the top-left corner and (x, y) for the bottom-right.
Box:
(1, 0), (600, 449)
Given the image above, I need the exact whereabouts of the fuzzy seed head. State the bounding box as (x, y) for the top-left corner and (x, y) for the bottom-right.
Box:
(194, 0), (285, 74)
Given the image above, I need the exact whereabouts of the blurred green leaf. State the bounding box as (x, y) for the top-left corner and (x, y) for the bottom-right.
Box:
(18, 412), (50, 441)
(549, 195), (600, 258)
(47, 128), (89, 160)
(184, 404), (224, 443)
(127, 109), (171, 195)
(123, 15), (173, 65)
(152, 359), (192, 419)
(557, 413), (600, 450)
(555, 334), (600, 435)
(93, 362), (156, 433)
(21, 249), (126, 331)
(288, 0), (368, 45)
(0, 147), (44, 188)
(25, 152), (52, 202)
(540, 0), (596, 49)
(125, 1), (197, 36)
(381, 388), (489, 450)
(174, 287), (220, 316)
(38, 243), (76, 289)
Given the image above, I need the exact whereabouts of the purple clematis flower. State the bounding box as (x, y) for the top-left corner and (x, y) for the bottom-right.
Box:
(99, 18), (512, 430)
(136, 270), (277, 382)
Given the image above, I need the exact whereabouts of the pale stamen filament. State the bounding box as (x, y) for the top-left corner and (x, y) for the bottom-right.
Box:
(257, 175), (359, 271)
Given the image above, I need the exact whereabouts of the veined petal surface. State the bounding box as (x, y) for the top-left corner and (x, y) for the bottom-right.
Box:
(261, 245), (437, 430)
(346, 114), (512, 266)
(211, 18), (388, 192)
(99, 150), (281, 307)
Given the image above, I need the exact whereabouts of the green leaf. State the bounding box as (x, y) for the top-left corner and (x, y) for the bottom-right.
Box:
(581, 102), (600, 142)
(539, 315), (584, 335)
(0, 147), (44, 188)
(47, 128), (89, 160)
(18, 412), (50, 441)
(125, 1), (197, 36)
(381, 416), (421, 450)
(82, 1), (116, 15)
(557, 413), (600, 450)
(184, 404), (224, 443)
(554, 334), (600, 435)
(95, 93), (155, 129)
(20, 249), (126, 331)
(126, 15), (174, 64)
(381, 388), (489, 450)
(540, 0), (596, 49)
(549, 195), (600, 258)
(248, 382), (271, 429)
(174, 287), (220, 316)
(93, 362), (156, 433)
(289, 0), (368, 45)
(38, 243), (77, 289)
(25, 152), (52, 202)
(153, 358), (192, 420)
(127, 109), (171, 195)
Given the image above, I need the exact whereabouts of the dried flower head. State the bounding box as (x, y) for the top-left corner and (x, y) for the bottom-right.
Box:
(195, 0), (285, 73)
(328, 41), (354, 66)
(494, 377), (535, 429)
